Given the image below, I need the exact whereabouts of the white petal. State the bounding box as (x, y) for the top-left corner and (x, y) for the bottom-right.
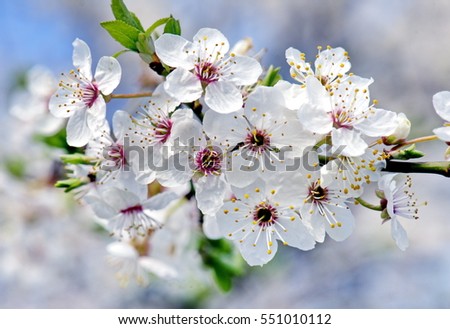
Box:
(72, 38), (92, 81)
(224, 150), (260, 188)
(142, 191), (178, 211)
(332, 128), (368, 157)
(205, 80), (243, 113)
(391, 218), (409, 251)
(238, 232), (278, 266)
(297, 103), (332, 134)
(86, 97), (106, 129)
(164, 67), (203, 103)
(193, 28), (229, 59)
(155, 33), (195, 69)
(433, 127), (450, 141)
(101, 187), (140, 211)
(354, 108), (398, 137)
(433, 91), (450, 122)
(314, 47), (351, 79)
(139, 257), (178, 279)
(273, 80), (308, 111)
(156, 152), (193, 187)
(305, 75), (330, 108)
(84, 194), (117, 219)
(223, 55), (262, 85)
(106, 242), (138, 259)
(202, 214), (223, 239)
(277, 216), (316, 251)
(48, 88), (84, 118)
(94, 56), (121, 95)
(324, 205), (355, 242)
(112, 110), (131, 141)
(195, 175), (227, 215)
(66, 109), (93, 147)
(27, 65), (56, 97)
(244, 86), (285, 124)
(203, 109), (247, 148)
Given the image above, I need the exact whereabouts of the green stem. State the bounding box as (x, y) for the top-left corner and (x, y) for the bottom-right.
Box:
(355, 197), (383, 211)
(390, 135), (438, 151)
(384, 160), (450, 177)
(112, 49), (131, 58)
(110, 92), (153, 99)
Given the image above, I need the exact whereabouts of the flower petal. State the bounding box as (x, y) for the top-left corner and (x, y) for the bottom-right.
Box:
(94, 56), (121, 95)
(433, 91), (450, 122)
(66, 108), (93, 147)
(154, 33), (195, 69)
(297, 103), (332, 134)
(324, 205), (355, 242)
(205, 80), (243, 113)
(203, 109), (247, 148)
(142, 191), (178, 211)
(391, 218), (409, 251)
(223, 55), (262, 85)
(354, 108), (398, 137)
(193, 28), (229, 60)
(195, 175), (227, 215)
(433, 126), (450, 141)
(332, 128), (368, 157)
(164, 67), (203, 103)
(72, 38), (92, 81)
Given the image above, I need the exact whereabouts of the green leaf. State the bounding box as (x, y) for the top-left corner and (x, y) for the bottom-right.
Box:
(164, 17), (181, 35)
(391, 144), (425, 160)
(60, 153), (95, 165)
(145, 17), (172, 38)
(198, 237), (245, 292)
(111, 0), (144, 31)
(100, 20), (141, 51)
(55, 178), (86, 193)
(261, 65), (282, 87)
(135, 32), (155, 63)
(34, 128), (82, 154)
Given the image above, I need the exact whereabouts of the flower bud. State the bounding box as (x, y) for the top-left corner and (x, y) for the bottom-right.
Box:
(383, 113), (411, 145)
(230, 37), (253, 56)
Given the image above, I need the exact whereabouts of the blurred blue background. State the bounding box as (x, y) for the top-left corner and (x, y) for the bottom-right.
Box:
(1, 0), (450, 308)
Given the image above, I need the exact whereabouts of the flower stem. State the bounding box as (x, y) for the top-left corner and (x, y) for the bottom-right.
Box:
(384, 160), (450, 177)
(390, 135), (438, 151)
(110, 92), (153, 99)
(354, 197), (383, 211)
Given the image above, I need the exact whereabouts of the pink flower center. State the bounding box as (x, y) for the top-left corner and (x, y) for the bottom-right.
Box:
(332, 109), (353, 129)
(107, 142), (126, 168)
(195, 62), (220, 84)
(245, 129), (271, 153)
(82, 82), (100, 108)
(195, 148), (222, 175)
(120, 204), (143, 215)
(154, 118), (172, 144)
(253, 203), (278, 227)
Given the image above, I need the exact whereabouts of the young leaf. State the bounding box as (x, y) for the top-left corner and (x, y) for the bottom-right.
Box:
(391, 144), (425, 160)
(100, 20), (141, 51)
(164, 17), (181, 35)
(261, 65), (282, 87)
(145, 17), (172, 38)
(111, 0), (144, 31)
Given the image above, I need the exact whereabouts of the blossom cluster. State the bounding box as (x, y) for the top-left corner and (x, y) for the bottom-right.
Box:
(42, 23), (439, 285)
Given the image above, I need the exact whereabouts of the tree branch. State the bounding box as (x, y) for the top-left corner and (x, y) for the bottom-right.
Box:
(383, 160), (450, 177)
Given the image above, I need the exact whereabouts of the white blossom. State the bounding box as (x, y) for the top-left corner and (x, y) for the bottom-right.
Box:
(217, 176), (315, 266)
(49, 38), (121, 146)
(155, 27), (262, 113)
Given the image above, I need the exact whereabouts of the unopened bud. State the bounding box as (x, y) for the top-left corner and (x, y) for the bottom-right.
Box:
(383, 113), (411, 145)
(231, 38), (253, 56)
